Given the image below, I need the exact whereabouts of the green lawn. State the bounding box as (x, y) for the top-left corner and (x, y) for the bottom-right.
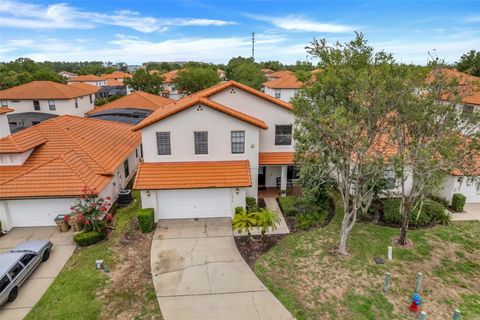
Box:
(255, 193), (480, 319)
(25, 191), (162, 320)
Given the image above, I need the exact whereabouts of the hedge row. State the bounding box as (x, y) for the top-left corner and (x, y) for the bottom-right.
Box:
(383, 198), (450, 227)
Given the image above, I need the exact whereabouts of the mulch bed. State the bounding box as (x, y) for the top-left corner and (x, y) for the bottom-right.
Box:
(234, 235), (286, 268)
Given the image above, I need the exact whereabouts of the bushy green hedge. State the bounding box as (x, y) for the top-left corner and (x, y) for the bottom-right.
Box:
(137, 208), (154, 233)
(382, 198), (449, 227)
(246, 197), (259, 213)
(451, 193), (466, 212)
(278, 196), (297, 216)
(296, 211), (327, 230)
(74, 230), (106, 246)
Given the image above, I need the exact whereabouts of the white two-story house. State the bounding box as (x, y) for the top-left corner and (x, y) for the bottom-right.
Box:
(133, 80), (295, 221)
(263, 71), (301, 102)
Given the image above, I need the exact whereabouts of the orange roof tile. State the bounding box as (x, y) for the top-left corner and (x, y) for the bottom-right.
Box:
(0, 107), (14, 114)
(134, 160), (252, 190)
(0, 129), (47, 153)
(263, 71), (301, 89)
(162, 70), (178, 83)
(133, 80), (291, 131)
(86, 91), (174, 115)
(0, 81), (95, 100)
(67, 74), (103, 82)
(69, 82), (101, 94)
(0, 115), (141, 198)
(102, 71), (132, 80)
(105, 79), (124, 86)
(432, 68), (480, 106)
(259, 152), (295, 165)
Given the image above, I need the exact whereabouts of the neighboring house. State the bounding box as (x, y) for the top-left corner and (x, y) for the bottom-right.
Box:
(160, 70), (181, 99)
(0, 115), (141, 230)
(262, 68), (276, 80)
(132, 80), (295, 221)
(58, 71), (78, 79)
(102, 71), (132, 83)
(434, 68), (480, 113)
(97, 79), (129, 98)
(0, 108), (14, 138)
(85, 91), (173, 124)
(437, 155), (480, 204)
(263, 71), (301, 102)
(0, 81), (96, 131)
(67, 75), (107, 87)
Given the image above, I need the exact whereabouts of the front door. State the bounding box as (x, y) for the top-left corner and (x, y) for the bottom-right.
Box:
(258, 166), (266, 186)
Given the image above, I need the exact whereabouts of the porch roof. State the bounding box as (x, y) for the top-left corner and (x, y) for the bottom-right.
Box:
(259, 152), (295, 165)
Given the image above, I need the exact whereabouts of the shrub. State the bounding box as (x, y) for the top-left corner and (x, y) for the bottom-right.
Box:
(278, 196), (297, 216)
(232, 210), (258, 237)
(246, 197), (259, 213)
(256, 208), (280, 236)
(74, 230), (105, 246)
(296, 211), (327, 230)
(137, 208), (154, 233)
(451, 193), (466, 212)
(382, 198), (403, 225)
(235, 207), (245, 215)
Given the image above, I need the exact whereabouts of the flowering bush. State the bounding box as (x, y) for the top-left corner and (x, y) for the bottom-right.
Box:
(70, 186), (112, 232)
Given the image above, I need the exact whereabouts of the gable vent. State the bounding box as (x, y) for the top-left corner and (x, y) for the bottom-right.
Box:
(230, 88), (236, 94)
(197, 105), (204, 111)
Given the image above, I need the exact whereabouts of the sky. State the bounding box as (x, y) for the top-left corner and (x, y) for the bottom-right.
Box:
(0, 0), (479, 65)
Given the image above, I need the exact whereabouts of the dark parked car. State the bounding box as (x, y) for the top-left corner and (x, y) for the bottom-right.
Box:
(0, 240), (52, 306)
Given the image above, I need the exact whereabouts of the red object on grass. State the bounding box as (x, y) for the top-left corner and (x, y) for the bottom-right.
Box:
(409, 302), (419, 312)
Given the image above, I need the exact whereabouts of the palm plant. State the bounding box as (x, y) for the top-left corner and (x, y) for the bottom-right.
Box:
(256, 208), (280, 239)
(232, 208), (258, 239)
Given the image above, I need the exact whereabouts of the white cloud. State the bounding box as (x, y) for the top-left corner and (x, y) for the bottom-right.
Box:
(464, 15), (480, 23)
(0, 34), (306, 64)
(248, 14), (355, 33)
(0, 0), (236, 32)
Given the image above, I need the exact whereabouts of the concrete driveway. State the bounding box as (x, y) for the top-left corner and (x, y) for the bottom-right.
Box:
(450, 203), (480, 221)
(151, 218), (294, 320)
(0, 227), (75, 320)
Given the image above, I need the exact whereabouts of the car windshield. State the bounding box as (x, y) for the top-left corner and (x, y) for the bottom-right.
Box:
(0, 276), (10, 293)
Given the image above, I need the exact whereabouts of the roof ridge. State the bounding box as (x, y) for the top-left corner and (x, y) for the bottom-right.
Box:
(0, 154), (64, 185)
(135, 91), (164, 106)
(60, 149), (96, 188)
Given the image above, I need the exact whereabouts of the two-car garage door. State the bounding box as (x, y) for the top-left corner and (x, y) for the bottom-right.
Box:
(156, 188), (232, 219)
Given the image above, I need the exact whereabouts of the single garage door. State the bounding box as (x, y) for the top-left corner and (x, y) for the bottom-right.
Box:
(156, 188), (232, 219)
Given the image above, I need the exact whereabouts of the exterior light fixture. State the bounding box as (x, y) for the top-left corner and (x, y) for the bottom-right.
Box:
(146, 190), (151, 197)
(236, 188), (240, 194)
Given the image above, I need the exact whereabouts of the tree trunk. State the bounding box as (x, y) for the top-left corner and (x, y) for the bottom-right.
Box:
(338, 213), (351, 255)
(398, 201), (410, 245)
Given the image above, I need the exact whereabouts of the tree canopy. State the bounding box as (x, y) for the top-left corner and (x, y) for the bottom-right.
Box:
(456, 50), (480, 77)
(172, 67), (220, 94)
(124, 69), (164, 94)
(226, 57), (266, 89)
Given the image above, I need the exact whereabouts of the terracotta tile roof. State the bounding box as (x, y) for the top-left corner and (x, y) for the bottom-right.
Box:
(69, 82), (101, 94)
(0, 81), (95, 100)
(263, 71), (302, 89)
(0, 107), (14, 114)
(432, 68), (480, 106)
(0, 129), (47, 153)
(102, 71), (132, 80)
(105, 79), (125, 86)
(134, 160), (252, 190)
(162, 70), (178, 83)
(259, 152), (295, 165)
(86, 91), (174, 115)
(67, 74), (103, 82)
(269, 70), (292, 78)
(133, 80), (291, 131)
(261, 68), (275, 74)
(0, 115), (141, 198)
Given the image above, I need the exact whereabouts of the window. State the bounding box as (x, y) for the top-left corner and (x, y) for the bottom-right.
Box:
(194, 131), (208, 155)
(1, 100), (7, 107)
(20, 254), (36, 266)
(8, 263), (24, 280)
(89, 94), (93, 104)
(476, 182), (480, 195)
(231, 131), (245, 154)
(75, 98), (78, 108)
(140, 144), (143, 158)
(463, 104), (474, 113)
(274, 89), (281, 99)
(275, 125), (292, 145)
(384, 169), (397, 190)
(135, 148), (138, 158)
(0, 276), (10, 294)
(124, 159), (129, 178)
(48, 100), (56, 111)
(156, 132), (171, 155)
(33, 100), (40, 111)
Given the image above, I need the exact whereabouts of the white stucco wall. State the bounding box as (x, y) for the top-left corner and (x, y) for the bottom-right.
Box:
(263, 87), (298, 102)
(438, 175), (480, 204)
(209, 87), (294, 153)
(0, 149), (34, 166)
(0, 113), (10, 138)
(6, 96), (94, 116)
(141, 104), (260, 197)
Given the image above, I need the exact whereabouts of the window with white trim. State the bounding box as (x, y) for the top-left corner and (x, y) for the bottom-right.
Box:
(384, 169), (397, 190)
(275, 125), (292, 145)
(48, 100), (56, 111)
(33, 100), (40, 111)
(274, 89), (281, 99)
(156, 132), (171, 155)
(75, 98), (78, 108)
(1, 100), (7, 107)
(194, 131), (208, 155)
(231, 131), (245, 154)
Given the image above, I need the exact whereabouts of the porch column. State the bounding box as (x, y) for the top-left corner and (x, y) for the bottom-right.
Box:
(280, 165), (288, 197)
